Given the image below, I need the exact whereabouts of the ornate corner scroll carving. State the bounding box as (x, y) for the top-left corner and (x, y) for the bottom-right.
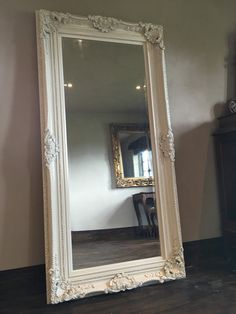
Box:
(88, 16), (164, 48)
(162, 246), (185, 279)
(88, 15), (119, 33)
(144, 245), (185, 283)
(39, 10), (72, 38)
(48, 256), (94, 304)
(159, 129), (175, 162)
(105, 273), (142, 293)
(44, 129), (59, 168)
(139, 23), (164, 49)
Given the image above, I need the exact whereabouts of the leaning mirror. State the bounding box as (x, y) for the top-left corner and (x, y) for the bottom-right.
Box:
(36, 9), (185, 304)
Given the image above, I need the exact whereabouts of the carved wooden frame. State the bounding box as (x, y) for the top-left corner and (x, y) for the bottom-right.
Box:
(36, 9), (185, 304)
(110, 123), (154, 187)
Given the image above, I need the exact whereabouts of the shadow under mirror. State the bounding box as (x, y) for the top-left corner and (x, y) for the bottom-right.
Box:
(62, 37), (161, 270)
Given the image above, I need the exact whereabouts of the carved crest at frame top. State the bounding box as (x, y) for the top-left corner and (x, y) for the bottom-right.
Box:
(38, 10), (164, 49)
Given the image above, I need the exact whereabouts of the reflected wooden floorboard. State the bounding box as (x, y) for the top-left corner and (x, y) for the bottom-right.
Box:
(72, 239), (161, 269)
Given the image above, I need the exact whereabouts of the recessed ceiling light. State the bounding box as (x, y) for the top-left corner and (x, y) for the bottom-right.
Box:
(136, 85), (141, 90)
(64, 83), (73, 88)
(78, 39), (83, 43)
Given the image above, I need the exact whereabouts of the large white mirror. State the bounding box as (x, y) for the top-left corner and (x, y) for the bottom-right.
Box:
(36, 9), (185, 304)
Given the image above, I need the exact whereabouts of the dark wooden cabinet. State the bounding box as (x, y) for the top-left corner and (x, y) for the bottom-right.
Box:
(214, 113), (236, 260)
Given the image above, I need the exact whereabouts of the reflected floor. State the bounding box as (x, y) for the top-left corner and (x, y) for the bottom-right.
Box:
(72, 238), (160, 269)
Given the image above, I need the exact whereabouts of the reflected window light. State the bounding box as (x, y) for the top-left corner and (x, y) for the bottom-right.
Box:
(136, 85), (141, 90)
(133, 150), (153, 178)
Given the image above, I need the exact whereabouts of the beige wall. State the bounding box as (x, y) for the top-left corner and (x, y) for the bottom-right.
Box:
(1, 0), (236, 270)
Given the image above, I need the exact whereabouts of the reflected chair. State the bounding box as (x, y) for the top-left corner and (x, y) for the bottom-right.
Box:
(132, 192), (158, 238)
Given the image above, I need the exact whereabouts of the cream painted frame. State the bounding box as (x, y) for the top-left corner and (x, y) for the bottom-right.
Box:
(36, 9), (185, 304)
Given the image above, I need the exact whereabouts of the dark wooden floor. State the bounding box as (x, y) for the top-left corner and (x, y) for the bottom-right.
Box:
(1, 257), (236, 313)
(72, 238), (161, 269)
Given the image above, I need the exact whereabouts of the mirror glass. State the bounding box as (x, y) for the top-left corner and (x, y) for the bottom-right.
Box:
(62, 37), (161, 270)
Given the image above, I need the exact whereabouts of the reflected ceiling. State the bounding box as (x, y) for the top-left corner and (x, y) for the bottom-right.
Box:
(62, 38), (147, 113)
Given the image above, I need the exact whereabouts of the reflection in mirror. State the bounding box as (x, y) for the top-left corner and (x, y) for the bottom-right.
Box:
(62, 37), (160, 270)
(110, 123), (154, 187)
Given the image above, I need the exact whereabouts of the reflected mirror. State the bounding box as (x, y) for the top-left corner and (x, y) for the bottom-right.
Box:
(110, 123), (154, 187)
(62, 38), (160, 270)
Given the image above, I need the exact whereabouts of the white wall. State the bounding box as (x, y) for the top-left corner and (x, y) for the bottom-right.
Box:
(67, 111), (152, 231)
(1, 0), (236, 270)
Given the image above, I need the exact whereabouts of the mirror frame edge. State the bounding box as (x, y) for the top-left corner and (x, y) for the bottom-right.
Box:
(36, 9), (185, 304)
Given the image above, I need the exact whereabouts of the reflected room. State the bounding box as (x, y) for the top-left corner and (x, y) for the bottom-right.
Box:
(62, 38), (160, 270)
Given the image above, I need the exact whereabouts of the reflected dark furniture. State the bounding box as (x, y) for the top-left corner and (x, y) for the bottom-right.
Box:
(132, 192), (158, 238)
(214, 113), (236, 261)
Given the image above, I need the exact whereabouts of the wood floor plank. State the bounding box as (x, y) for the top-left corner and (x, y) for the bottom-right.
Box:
(72, 238), (161, 269)
(0, 259), (236, 313)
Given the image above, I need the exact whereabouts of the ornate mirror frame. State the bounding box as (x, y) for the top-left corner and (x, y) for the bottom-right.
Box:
(110, 123), (154, 187)
(36, 9), (185, 304)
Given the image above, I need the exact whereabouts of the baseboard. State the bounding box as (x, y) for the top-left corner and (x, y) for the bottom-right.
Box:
(0, 264), (45, 278)
(183, 237), (224, 267)
(0, 237), (224, 277)
(72, 226), (140, 242)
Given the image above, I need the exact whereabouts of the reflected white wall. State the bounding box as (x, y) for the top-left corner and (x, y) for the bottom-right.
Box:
(66, 111), (153, 231)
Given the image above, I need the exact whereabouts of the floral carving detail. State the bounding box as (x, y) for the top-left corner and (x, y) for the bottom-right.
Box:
(39, 10), (72, 38)
(116, 176), (154, 188)
(48, 257), (94, 304)
(44, 129), (59, 168)
(160, 129), (175, 162)
(88, 15), (119, 33)
(139, 23), (164, 49)
(144, 246), (185, 283)
(39, 10), (165, 49)
(161, 247), (185, 279)
(105, 273), (141, 293)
